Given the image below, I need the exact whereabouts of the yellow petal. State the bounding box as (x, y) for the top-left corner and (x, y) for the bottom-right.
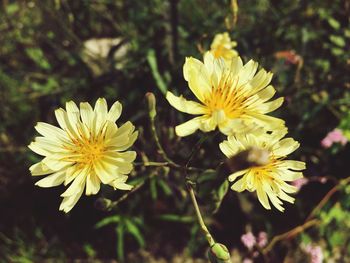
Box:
(228, 169), (247, 182)
(278, 170), (303, 181)
(279, 160), (306, 171)
(93, 160), (117, 184)
(80, 102), (94, 129)
(219, 140), (236, 157)
(28, 142), (50, 156)
(35, 170), (66, 187)
(175, 117), (203, 137)
(35, 122), (69, 142)
(256, 184), (271, 210)
(237, 60), (258, 87)
(107, 101), (122, 122)
(250, 69), (273, 93)
(230, 177), (246, 192)
(111, 175), (133, 190)
(255, 85), (276, 103)
(59, 186), (84, 213)
(228, 56), (243, 76)
(86, 173), (101, 195)
(55, 108), (79, 138)
(61, 168), (87, 197)
(183, 57), (212, 102)
(255, 97), (284, 114)
(272, 138), (300, 157)
(166, 91), (206, 114)
(30, 162), (53, 176)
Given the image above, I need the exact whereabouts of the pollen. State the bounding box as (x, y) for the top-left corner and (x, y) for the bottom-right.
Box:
(204, 75), (247, 119)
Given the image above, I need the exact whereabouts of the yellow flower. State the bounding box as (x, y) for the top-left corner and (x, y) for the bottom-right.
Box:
(210, 32), (238, 62)
(166, 52), (285, 136)
(219, 129), (305, 212)
(28, 98), (138, 213)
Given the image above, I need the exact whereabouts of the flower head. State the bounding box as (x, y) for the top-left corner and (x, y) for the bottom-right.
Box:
(166, 52), (285, 136)
(220, 129), (305, 211)
(241, 232), (256, 250)
(304, 244), (324, 263)
(28, 98), (138, 212)
(321, 128), (348, 148)
(210, 32), (238, 62)
(257, 232), (268, 248)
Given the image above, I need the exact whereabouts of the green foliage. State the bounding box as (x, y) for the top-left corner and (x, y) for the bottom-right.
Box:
(1, 0), (350, 261)
(95, 215), (145, 261)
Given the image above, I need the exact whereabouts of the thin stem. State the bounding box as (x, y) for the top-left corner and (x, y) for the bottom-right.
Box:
(305, 176), (350, 222)
(134, 161), (204, 172)
(187, 183), (215, 246)
(110, 181), (146, 209)
(149, 106), (177, 166)
(262, 219), (320, 255)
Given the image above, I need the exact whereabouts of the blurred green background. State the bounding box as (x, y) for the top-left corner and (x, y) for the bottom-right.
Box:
(1, 0), (350, 262)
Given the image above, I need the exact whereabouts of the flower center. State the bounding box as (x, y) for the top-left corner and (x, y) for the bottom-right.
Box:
(76, 140), (105, 165)
(64, 133), (106, 166)
(205, 75), (249, 119)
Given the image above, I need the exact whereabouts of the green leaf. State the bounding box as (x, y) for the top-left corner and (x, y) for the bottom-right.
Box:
(197, 169), (217, 184)
(25, 48), (51, 70)
(213, 180), (229, 213)
(329, 35), (346, 47)
(150, 177), (158, 200)
(6, 3), (19, 15)
(124, 220), (145, 248)
(158, 214), (194, 223)
(83, 243), (96, 258)
(116, 224), (125, 261)
(146, 49), (168, 94)
(328, 18), (341, 30)
(330, 231), (345, 247)
(95, 215), (120, 229)
(158, 179), (172, 196)
(331, 47), (344, 56)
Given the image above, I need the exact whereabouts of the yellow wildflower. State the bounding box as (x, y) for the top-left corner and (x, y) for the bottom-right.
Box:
(210, 32), (238, 62)
(166, 52), (285, 136)
(28, 98), (138, 213)
(220, 129), (305, 212)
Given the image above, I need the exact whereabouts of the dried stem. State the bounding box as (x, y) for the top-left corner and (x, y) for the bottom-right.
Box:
(262, 219), (320, 255)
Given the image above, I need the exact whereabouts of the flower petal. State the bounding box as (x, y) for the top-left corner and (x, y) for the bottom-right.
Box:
(35, 170), (66, 188)
(166, 91), (206, 114)
(175, 117), (205, 137)
(183, 57), (212, 102)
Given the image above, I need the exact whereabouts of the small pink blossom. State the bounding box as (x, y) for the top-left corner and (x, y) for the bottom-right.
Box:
(292, 178), (309, 190)
(319, 177), (327, 184)
(321, 128), (348, 148)
(304, 244), (323, 263)
(242, 259), (253, 263)
(257, 232), (268, 247)
(241, 232), (256, 250)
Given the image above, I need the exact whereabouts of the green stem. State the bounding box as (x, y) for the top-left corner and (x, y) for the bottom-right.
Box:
(135, 161), (203, 172)
(187, 183), (215, 246)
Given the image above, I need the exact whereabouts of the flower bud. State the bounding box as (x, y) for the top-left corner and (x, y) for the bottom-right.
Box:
(208, 243), (231, 263)
(145, 92), (157, 120)
(94, 198), (112, 211)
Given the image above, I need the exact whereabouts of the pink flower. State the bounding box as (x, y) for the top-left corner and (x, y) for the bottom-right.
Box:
(241, 232), (256, 250)
(257, 232), (268, 247)
(321, 128), (348, 148)
(321, 137), (332, 148)
(292, 178), (309, 190)
(304, 244), (324, 263)
(242, 259), (253, 263)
